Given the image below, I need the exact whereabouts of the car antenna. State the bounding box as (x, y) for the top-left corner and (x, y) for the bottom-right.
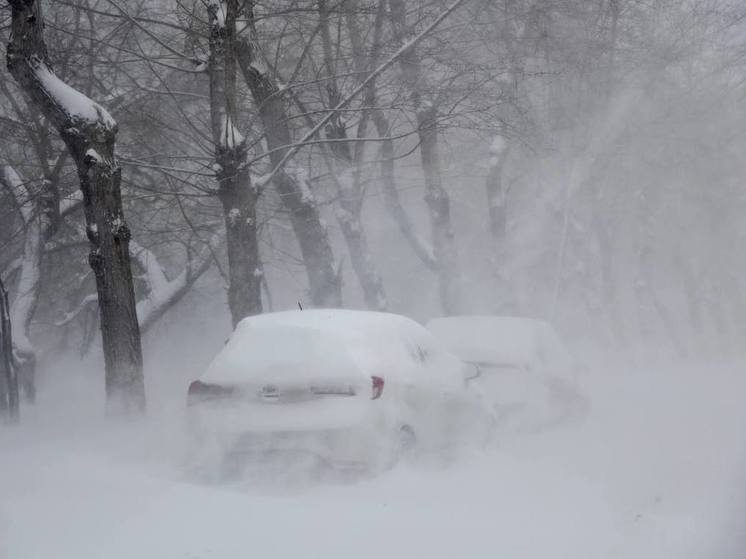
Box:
(298, 301), (303, 311)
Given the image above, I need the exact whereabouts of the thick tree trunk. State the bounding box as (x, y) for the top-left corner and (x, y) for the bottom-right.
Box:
(216, 151), (262, 325)
(484, 136), (513, 312)
(82, 162), (145, 410)
(0, 277), (19, 423)
(485, 138), (510, 243)
(0, 280), (7, 416)
(10, 211), (41, 403)
(208, 0), (262, 327)
(0, 165), (41, 402)
(416, 107), (461, 314)
(235, 33), (341, 308)
(7, 0), (144, 413)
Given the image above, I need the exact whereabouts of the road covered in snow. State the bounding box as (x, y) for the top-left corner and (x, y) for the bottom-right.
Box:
(2, 359), (745, 559)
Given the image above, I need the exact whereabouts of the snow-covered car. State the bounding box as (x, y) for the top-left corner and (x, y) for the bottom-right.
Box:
(426, 316), (588, 432)
(186, 309), (481, 477)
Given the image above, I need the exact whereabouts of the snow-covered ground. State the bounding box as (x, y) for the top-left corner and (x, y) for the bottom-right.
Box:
(2, 358), (745, 559)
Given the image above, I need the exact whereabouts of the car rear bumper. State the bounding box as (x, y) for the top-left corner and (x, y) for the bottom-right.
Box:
(221, 427), (382, 471)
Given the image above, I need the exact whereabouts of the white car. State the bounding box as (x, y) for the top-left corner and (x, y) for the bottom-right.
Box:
(186, 309), (481, 477)
(426, 316), (588, 433)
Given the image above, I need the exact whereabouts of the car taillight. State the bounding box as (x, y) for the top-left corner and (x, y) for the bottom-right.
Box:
(371, 376), (384, 400)
(187, 380), (234, 405)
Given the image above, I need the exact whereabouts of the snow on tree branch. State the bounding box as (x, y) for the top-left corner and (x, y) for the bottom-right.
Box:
(33, 63), (116, 131)
(207, 0), (228, 27)
(218, 114), (245, 150)
(130, 236), (219, 332)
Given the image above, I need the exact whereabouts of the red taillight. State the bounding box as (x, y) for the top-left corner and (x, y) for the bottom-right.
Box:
(371, 376), (384, 400)
(187, 380), (234, 405)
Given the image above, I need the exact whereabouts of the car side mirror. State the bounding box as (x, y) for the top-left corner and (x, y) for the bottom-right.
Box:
(463, 362), (481, 381)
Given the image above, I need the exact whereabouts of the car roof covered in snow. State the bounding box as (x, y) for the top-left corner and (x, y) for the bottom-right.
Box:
(426, 315), (574, 373)
(201, 309), (463, 388)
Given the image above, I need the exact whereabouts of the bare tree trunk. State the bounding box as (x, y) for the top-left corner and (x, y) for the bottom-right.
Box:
(419, 108), (461, 314)
(10, 212), (40, 403)
(0, 84), (69, 399)
(217, 157), (262, 325)
(207, 0), (262, 327)
(484, 136), (513, 311)
(7, 0), (144, 413)
(0, 278), (7, 416)
(485, 138), (511, 243)
(0, 166), (42, 402)
(0, 276), (19, 423)
(389, 0), (462, 314)
(234, 17), (341, 308)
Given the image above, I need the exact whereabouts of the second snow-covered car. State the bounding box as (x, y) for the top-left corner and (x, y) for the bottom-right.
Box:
(426, 316), (588, 433)
(186, 309), (482, 477)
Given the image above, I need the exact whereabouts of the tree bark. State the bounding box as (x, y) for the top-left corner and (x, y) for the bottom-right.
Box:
(0, 276), (20, 423)
(7, 0), (145, 413)
(484, 136), (513, 311)
(9, 211), (40, 403)
(234, 18), (342, 308)
(208, 0), (262, 327)
(0, 165), (41, 402)
(416, 106), (462, 314)
(485, 138), (510, 243)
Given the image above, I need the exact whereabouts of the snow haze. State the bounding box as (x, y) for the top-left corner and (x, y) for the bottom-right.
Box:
(2, 1), (746, 558)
